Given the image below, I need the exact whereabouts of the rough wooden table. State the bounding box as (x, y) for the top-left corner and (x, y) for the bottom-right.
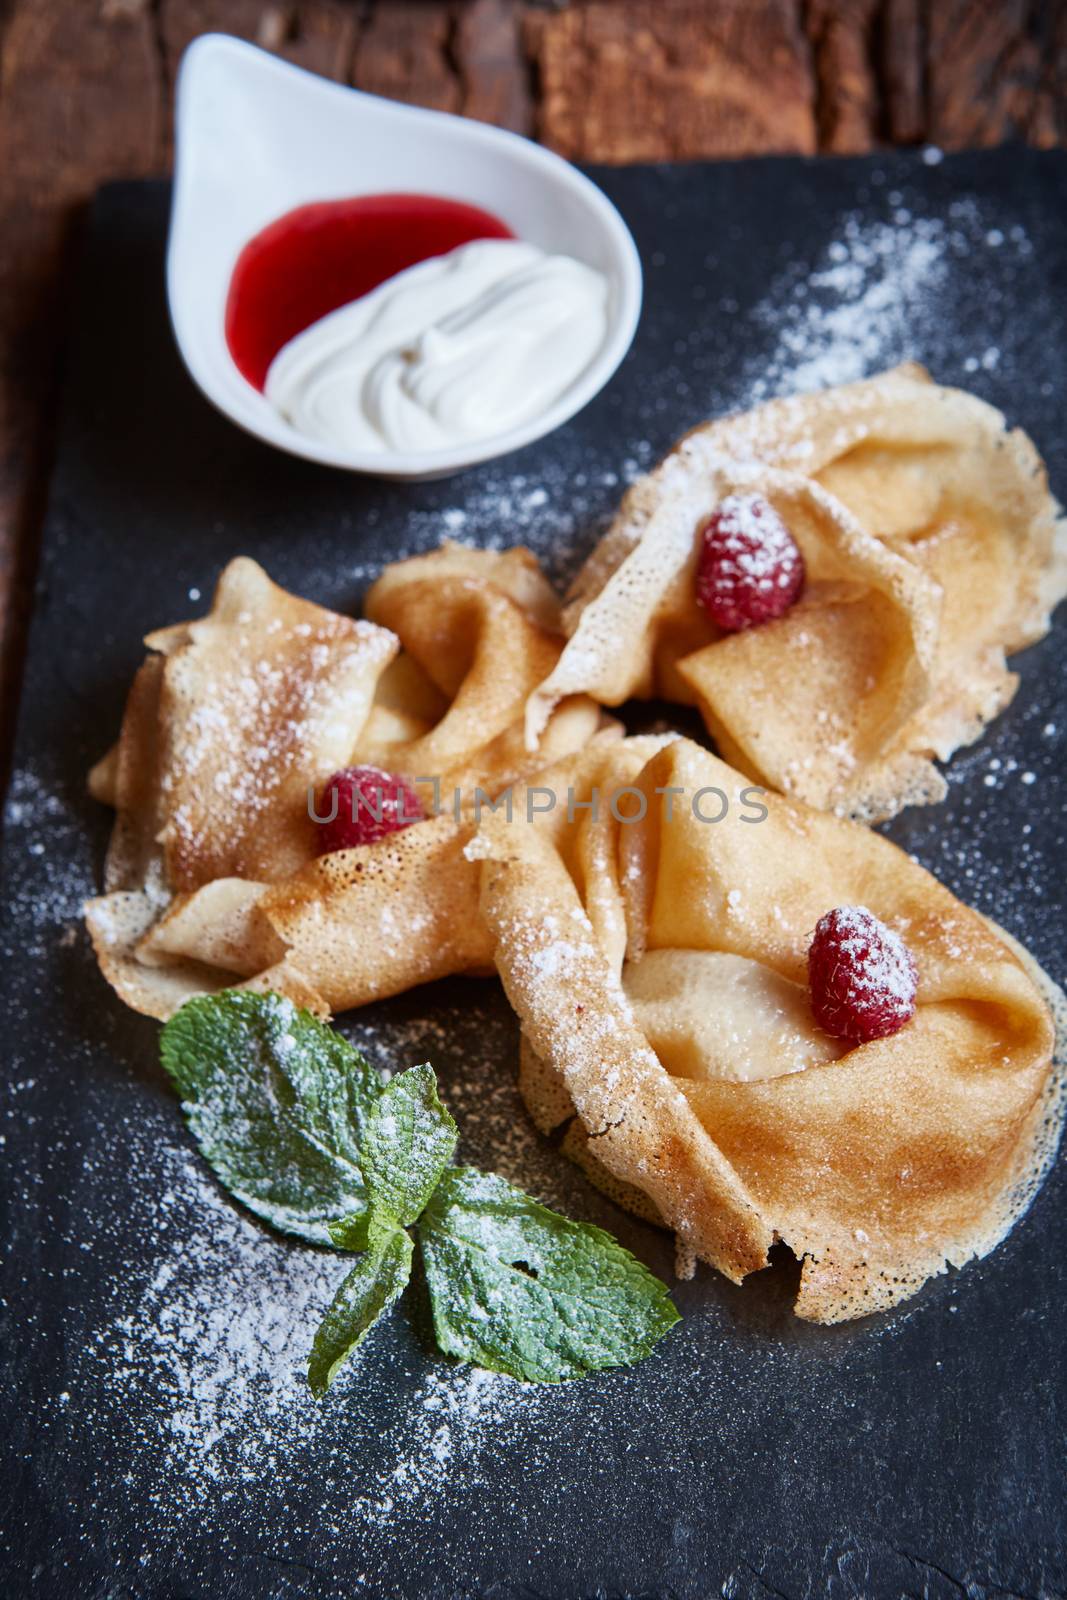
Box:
(1, 0), (1064, 778)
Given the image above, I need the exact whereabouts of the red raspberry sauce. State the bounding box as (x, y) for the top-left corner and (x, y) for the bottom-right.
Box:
(226, 194), (513, 391)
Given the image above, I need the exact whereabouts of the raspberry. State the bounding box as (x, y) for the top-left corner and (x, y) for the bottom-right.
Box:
(315, 765), (424, 854)
(695, 493), (804, 631)
(808, 905), (917, 1044)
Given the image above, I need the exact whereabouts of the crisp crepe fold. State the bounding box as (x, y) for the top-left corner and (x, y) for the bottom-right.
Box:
(153, 555), (397, 890)
(361, 541), (598, 799)
(86, 547), (603, 1019)
(473, 734), (1063, 1322)
(527, 366), (1067, 820)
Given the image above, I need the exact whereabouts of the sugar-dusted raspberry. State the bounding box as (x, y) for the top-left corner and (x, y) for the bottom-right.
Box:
(695, 492), (805, 631)
(808, 905), (918, 1044)
(315, 765), (424, 854)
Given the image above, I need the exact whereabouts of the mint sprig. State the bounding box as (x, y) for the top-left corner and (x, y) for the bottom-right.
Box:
(360, 1062), (459, 1230)
(421, 1168), (681, 1382)
(160, 990), (378, 1245)
(328, 1064), (457, 1250)
(160, 992), (680, 1392)
(307, 1228), (413, 1398)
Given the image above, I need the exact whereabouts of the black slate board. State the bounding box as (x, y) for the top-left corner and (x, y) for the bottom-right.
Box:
(2, 149), (1066, 1600)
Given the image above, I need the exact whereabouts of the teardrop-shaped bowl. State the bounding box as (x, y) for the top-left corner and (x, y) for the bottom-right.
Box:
(167, 33), (643, 480)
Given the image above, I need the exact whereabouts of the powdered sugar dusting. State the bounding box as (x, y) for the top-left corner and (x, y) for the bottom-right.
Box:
(2, 766), (94, 957)
(741, 200), (1034, 408)
(66, 1125), (546, 1530)
(51, 996), (614, 1556)
(322, 457), (650, 603)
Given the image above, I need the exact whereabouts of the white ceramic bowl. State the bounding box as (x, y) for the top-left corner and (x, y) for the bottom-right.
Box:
(167, 34), (643, 480)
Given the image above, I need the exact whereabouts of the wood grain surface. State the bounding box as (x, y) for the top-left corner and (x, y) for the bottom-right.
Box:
(0, 0), (1064, 777)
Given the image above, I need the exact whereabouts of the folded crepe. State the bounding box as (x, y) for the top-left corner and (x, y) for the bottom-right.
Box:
(86, 547), (602, 1020)
(471, 734), (1064, 1322)
(527, 366), (1067, 821)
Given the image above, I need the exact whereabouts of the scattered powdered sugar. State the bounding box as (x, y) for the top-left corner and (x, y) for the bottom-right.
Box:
(349, 1363), (542, 1525)
(912, 722), (1067, 994)
(311, 453), (650, 605)
(740, 198), (1034, 407)
(2, 766), (95, 958)
(67, 1125), (547, 1533)
(91, 1140), (338, 1484)
(54, 996), (596, 1553)
(750, 213), (947, 397)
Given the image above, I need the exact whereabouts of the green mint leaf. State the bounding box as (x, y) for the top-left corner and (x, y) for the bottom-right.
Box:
(360, 1063), (458, 1229)
(419, 1168), (680, 1383)
(308, 1226), (413, 1397)
(160, 990), (380, 1245)
(327, 1207), (407, 1253)
(327, 1210), (374, 1252)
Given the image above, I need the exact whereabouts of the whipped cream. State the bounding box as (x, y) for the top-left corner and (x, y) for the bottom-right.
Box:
(265, 239), (609, 456)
